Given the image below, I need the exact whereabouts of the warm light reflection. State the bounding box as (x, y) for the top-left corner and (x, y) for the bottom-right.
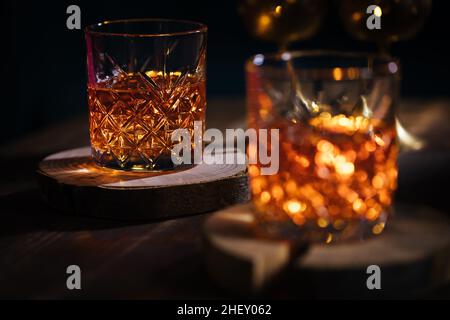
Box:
(372, 222), (385, 235)
(325, 233), (333, 244)
(332, 68), (343, 81)
(374, 6), (383, 17)
(395, 117), (425, 150)
(310, 112), (370, 135)
(257, 14), (272, 34)
(352, 12), (363, 22)
(274, 5), (282, 17)
(249, 112), (397, 236)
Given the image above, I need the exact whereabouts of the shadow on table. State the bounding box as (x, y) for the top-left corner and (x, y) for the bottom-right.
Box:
(0, 188), (142, 237)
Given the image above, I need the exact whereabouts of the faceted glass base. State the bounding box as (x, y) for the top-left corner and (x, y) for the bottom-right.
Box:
(92, 148), (180, 171)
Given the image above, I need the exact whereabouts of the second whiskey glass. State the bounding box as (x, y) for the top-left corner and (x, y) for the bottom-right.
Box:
(246, 51), (400, 242)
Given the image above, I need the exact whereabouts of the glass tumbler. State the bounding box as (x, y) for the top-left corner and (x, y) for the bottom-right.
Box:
(85, 19), (207, 171)
(246, 51), (400, 242)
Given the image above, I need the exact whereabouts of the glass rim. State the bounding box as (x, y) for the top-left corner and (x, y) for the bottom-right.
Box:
(85, 18), (207, 38)
(246, 50), (400, 80)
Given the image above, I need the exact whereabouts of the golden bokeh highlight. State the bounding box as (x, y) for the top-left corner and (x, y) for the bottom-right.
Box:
(257, 14), (272, 35)
(274, 5), (283, 17)
(373, 6), (382, 17)
(249, 109), (397, 235)
(332, 68), (343, 81)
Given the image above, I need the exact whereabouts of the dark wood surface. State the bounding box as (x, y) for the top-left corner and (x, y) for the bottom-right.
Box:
(0, 97), (449, 299)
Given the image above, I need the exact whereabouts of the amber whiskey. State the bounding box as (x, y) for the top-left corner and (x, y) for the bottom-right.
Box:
(88, 71), (206, 170)
(248, 111), (398, 242)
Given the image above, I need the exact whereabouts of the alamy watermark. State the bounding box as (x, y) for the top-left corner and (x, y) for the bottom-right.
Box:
(66, 265), (81, 290)
(66, 5), (81, 30)
(366, 265), (381, 290)
(171, 121), (279, 175)
(366, 5), (382, 30)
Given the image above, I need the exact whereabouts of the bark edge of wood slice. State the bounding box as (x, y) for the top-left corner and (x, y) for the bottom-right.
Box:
(36, 147), (249, 220)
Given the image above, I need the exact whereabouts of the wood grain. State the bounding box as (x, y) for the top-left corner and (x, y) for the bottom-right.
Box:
(37, 147), (249, 220)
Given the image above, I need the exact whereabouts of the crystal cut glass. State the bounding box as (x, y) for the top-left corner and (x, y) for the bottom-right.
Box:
(85, 19), (207, 171)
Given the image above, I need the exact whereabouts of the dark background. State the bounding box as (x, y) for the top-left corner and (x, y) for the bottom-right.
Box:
(2, 0), (449, 143)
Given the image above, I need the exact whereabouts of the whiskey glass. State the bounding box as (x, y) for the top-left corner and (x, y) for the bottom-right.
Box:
(246, 51), (400, 242)
(85, 19), (207, 171)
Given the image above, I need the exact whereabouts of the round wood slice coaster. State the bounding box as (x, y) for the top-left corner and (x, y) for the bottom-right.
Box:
(37, 147), (249, 220)
(204, 203), (450, 298)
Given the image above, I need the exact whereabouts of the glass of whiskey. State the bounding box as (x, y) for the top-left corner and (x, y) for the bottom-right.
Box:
(246, 51), (400, 242)
(85, 19), (207, 171)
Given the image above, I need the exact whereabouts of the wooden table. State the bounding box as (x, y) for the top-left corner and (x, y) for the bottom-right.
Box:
(0, 97), (449, 299)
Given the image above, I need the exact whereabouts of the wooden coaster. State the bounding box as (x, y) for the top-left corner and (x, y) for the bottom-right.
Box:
(203, 205), (308, 294)
(204, 203), (450, 298)
(37, 147), (249, 220)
